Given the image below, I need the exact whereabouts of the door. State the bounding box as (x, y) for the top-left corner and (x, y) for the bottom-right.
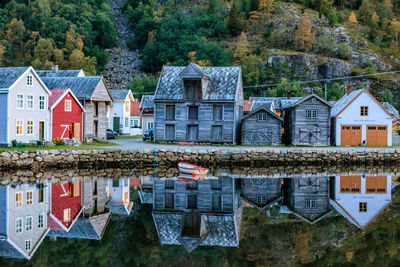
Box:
(367, 125), (387, 146)
(39, 121), (45, 141)
(340, 176), (361, 193)
(366, 176), (387, 193)
(187, 125), (198, 141)
(341, 125), (361, 146)
(113, 117), (120, 132)
(94, 121), (98, 137)
(73, 123), (81, 141)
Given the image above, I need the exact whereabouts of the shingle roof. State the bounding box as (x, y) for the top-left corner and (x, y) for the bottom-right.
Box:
(0, 238), (25, 259)
(250, 101), (273, 112)
(109, 89), (130, 101)
(244, 103), (283, 122)
(331, 89), (364, 117)
(140, 95), (154, 109)
(41, 77), (102, 100)
(155, 65), (241, 101)
(48, 89), (68, 107)
(131, 102), (141, 116)
(291, 94), (333, 108)
(249, 97), (302, 109)
(243, 100), (252, 112)
(0, 67), (29, 89)
(36, 69), (83, 77)
(106, 203), (132, 215)
(383, 102), (399, 118)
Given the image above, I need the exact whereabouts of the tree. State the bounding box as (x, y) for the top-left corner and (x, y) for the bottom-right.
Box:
(242, 55), (264, 85)
(53, 49), (65, 67)
(68, 49), (85, 69)
(234, 32), (250, 63)
(0, 44), (5, 66)
(327, 83), (345, 101)
(269, 78), (304, 97)
(371, 11), (379, 24)
(6, 18), (26, 45)
(32, 38), (54, 68)
(358, 0), (373, 23)
(294, 15), (314, 52)
(389, 18), (400, 45)
(128, 74), (158, 100)
(348, 12), (358, 24)
(228, 0), (242, 36)
(259, 0), (274, 10)
(377, 0), (394, 21)
(381, 89), (393, 104)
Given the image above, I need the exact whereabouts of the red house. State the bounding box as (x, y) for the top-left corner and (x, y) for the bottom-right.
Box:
(49, 88), (84, 141)
(49, 181), (83, 231)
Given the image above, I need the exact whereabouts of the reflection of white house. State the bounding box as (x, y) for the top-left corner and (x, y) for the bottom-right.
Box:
(138, 176), (153, 204)
(0, 184), (49, 259)
(106, 178), (133, 215)
(330, 175), (392, 228)
(108, 90), (134, 135)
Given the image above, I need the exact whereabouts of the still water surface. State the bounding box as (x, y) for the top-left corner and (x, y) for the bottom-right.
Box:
(0, 168), (399, 266)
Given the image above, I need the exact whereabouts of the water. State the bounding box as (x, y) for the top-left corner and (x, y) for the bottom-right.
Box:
(0, 168), (399, 266)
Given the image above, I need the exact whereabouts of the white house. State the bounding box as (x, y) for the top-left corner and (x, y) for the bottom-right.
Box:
(0, 183), (49, 259)
(0, 67), (51, 146)
(140, 95), (154, 133)
(331, 87), (393, 146)
(130, 101), (142, 136)
(330, 175), (392, 229)
(108, 90), (134, 135)
(106, 178), (133, 215)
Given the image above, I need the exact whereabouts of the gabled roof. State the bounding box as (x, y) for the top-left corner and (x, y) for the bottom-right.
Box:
(243, 100), (252, 112)
(131, 101), (141, 116)
(155, 65), (241, 101)
(109, 89), (132, 101)
(48, 88), (85, 111)
(383, 102), (399, 118)
(249, 97), (302, 110)
(140, 95), (154, 110)
(36, 69), (84, 78)
(331, 88), (392, 118)
(243, 103), (283, 122)
(179, 63), (209, 79)
(48, 207), (84, 232)
(41, 76), (103, 101)
(250, 100), (274, 112)
(106, 202), (133, 215)
(291, 94), (333, 108)
(0, 67), (30, 89)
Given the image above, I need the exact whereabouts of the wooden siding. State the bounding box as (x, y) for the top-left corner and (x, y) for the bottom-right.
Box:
(241, 110), (282, 145)
(289, 97), (331, 146)
(0, 93), (7, 144)
(83, 101), (108, 141)
(241, 178), (281, 207)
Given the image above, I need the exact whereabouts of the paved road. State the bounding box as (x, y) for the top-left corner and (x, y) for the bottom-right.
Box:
(108, 138), (400, 153)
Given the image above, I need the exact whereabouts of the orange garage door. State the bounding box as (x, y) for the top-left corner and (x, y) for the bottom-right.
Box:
(341, 125), (361, 146)
(367, 126), (387, 146)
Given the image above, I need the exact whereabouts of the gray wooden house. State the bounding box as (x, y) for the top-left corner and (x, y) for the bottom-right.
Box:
(154, 63), (244, 144)
(152, 177), (242, 252)
(283, 177), (331, 224)
(241, 178), (282, 209)
(286, 94), (332, 146)
(241, 101), (283, 145)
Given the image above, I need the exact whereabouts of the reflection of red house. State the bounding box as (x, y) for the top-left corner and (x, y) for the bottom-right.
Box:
(49, 89), (84, 141)
(49, 181), (83, 231)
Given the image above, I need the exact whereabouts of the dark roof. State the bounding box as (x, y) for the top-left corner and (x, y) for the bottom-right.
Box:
(291, 94), (333, 108)
(155, 64), (241, 101)
(0, 67), (30, 89)
(36, 69), (83, 77)
(244, 103), (283, 122)
(0, 238), (25, 259)
(249, 97), (302, 109)
(106, 203), (132, 215)
(109, 89), (131, 101)
(41, 76), (102, 100)
(250, 101), (273, 112)
(140, 95), (154, 109)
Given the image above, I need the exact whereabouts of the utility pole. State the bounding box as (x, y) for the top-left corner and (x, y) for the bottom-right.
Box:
(324, 83), (327, 100)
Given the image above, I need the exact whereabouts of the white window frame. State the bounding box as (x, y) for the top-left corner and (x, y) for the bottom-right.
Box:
(25, 216), (33, 231)
(27, 94), (34, 110)
(65, 100), (72, 112)
(17, 94), (24, 109)
(125, 117), (129, 127)
(26, 75), (33, 86)
(257, 113), (267, 121)
(25, 239), (32, 251)
(26, 120), (34, 135)
(15, 218), (23, 234)
(26, 190), (33, 205)
(306, 109), (318, 119)
(16, 120), (23, 136)
(39, 96), (45, 110)
(15, 192), (22, 207)
(38, 214), (44, 228)
(64, 208), (71, 222)
(148, 121), (154, 130)
(305, 199), (316, 209)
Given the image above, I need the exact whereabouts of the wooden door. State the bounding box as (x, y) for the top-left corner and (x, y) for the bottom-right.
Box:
(340, 176), (361, 193)
(341, 125), (361, 146)
(366, 176), (387, 193)
(39, 122), (44, 140)
(367, 125), (387, 146)
(73, 123), (81, 141)
(187, 125), (198, 141)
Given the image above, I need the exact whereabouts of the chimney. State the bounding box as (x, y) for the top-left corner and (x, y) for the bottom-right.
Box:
(347, 85), (352, 95)
(287, 92), (292, 99)
(51, 65), (59, 71)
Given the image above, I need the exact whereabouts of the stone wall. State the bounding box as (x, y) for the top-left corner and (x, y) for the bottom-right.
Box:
(1, 148), (400, 171)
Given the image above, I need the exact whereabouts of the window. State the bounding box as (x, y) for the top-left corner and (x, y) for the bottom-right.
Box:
(360, 106), (368, 116)
(112, 179), (119, 187)
(38, 214), (44, 228)
(212, 195), (222, 211)
(17, 94), (24, 109)
(124, 101), (129, 112)
(27, 121), (33, 135)
(27, 75), (33, 86)
(16, 218), (22, 233)
(94, 102), (99, 116)
(165, 124), (175, 140)
(25, 240), (31, 251)
(73, 182), (80, 197)
(359, 202), (367, 212)
(26, 191), (32, 205)
(257, 195), (267, 204)
(147, 121), (153, 130)
(16, 120), (23, 135)
(184, 80), (202, 100)
(166, 105), (175, 120)
(65, 100), (72, 112)
(187, 194), (197, 209)
(16, 192), (22, 207)
(26, 217), (32, 231)
(305, 199), (316, 208)
(258, 113), (267, 121)
(306, 109), (318, 119)
(64, 208), (71, 222)
(211, 125), (222, 142)
(133, 119), (139, 127)
(213, 105), (223, 120)
(165, 193), (174, 209)
(211, 179), (222, 190)
(38, 184), (43, 202)
(165, 180), (174, 189)
(27, 95), (34, 110)
(188, 106), (198, 120)
(39, 96), (45, 110)
(125, 117), (129, 127)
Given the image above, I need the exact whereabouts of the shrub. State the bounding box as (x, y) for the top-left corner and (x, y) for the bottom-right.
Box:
(336, 43), (352, 59)
(327, 10), (341, 26)
(53, 138), (65, 146)
(315, 34), (336, 55)
(11, 140), (17, 147)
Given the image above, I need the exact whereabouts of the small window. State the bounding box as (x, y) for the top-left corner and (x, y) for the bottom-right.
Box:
(25, 217), (32, 231)
(17, 94), (24, 109)
(38, 184), (44, 202)
(27, 121), (33, 135)
(166, 105), (175, 120)
(187, 194), (197, 209)
(26, 191), (33, 205)
(213, 105), (223, 120)
(39, 96), (45, 110)
(125, 117), (129, 127)
(112, 179), (119, 187)
(64, 208), (71, 222)
(15, 192), (22, 207)
(306, 109), (317, 119)
(360, 106), (368, 116)
(25, 240), (31, 250)
(16, 218), (23, 233)
(257, 195), (267, 204)
(184, 80), (202, 100)
(133, 119), (139, 127)
(27, 95), (34, 110)
(16, 120), (23, 135)
(165, 180), (175, 189)
(359, 202), (367, 212)
(124, 101), (129, 112)
(257, 113), (267, 121)
(165, 193), (174, 209)
(188, 106), (199, 120)
(212, 195), (222, 211)
(65, 100), (72, 112)
(38, 214), (44, 228)
(27, 75), (33, 86)
(147, 122), (154, 129)
(211, 179), (222, 190)
(305, 199), (316, 209)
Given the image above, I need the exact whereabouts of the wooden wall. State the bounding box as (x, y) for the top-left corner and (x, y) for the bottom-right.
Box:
(241, 110), (282, 145)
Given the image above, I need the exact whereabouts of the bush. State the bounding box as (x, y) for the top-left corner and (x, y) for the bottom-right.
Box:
(336, 43), (352, 59)
(315, 34), (336, 55)
(11, 140), (17, 147)
(327, 10), (341, 26)
(53, 138), (65, 146)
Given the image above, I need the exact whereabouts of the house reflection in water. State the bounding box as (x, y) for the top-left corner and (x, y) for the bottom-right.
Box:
(152, 177), (243, 252)
(106, 178), (133, 215)
(138, 175), (153, 204)
(330, 175), (392, 229)
(241, 178), (282, 210)
(0, 183), (49, 259)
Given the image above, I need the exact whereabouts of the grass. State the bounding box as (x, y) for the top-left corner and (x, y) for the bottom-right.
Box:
(0, 140), (116, 152)
(117, 134), (142, 139)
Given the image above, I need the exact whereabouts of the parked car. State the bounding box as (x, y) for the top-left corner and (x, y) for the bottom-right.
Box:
(107, 129), (118, 139)
(143, 128), (154, 141)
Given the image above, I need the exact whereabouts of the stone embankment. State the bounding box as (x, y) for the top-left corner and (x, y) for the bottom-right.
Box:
(1, 148), (400, 171)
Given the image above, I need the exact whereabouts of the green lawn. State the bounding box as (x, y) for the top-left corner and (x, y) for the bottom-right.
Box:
(117, 135), (142, 139)
(0, 140), (117, 152)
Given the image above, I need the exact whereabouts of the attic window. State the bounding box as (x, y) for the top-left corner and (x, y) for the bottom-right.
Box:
(258, 113), (267, 121)
(184, 79), (202, 100)
(305, 199), (316, 209)
(306, 109), (318, 119)
(27, 75), (32, 86)
(360, 106), (368, 116)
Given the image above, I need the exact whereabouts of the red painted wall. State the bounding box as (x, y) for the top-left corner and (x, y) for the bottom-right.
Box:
(51, 181), (82, 229)
(52, 92), (83, 141)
